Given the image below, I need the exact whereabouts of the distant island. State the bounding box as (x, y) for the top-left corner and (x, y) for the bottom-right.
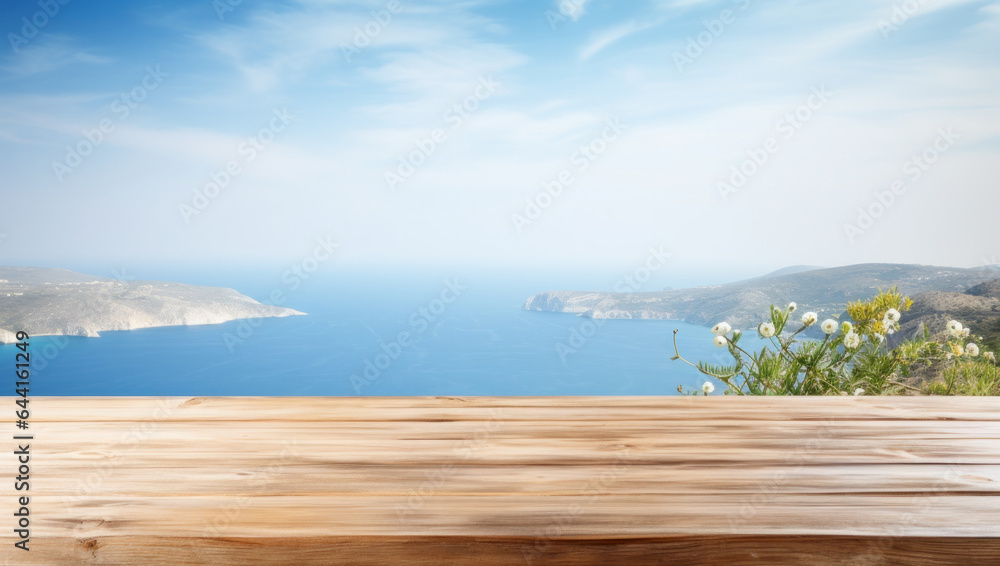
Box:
(0, 267), (304, 343)
(524, 263), (1000, 341)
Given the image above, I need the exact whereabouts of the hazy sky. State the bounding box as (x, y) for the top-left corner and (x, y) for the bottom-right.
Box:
(1, 0), (998, 277)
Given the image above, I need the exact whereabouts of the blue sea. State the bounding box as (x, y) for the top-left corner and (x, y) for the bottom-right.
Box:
(14, 267), (738, 396)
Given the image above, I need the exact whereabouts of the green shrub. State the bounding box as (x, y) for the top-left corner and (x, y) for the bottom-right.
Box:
(673, 289), (998, 396)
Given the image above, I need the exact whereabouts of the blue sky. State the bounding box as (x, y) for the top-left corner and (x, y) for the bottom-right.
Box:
(1, 0), (998, 278)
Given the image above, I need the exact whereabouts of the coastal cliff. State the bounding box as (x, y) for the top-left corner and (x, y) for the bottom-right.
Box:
(0, 267), (304, 342)
(524, 263), (1000, 330)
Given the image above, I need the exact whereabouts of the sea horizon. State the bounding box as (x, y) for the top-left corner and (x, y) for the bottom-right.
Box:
(12, 265), (740, 397)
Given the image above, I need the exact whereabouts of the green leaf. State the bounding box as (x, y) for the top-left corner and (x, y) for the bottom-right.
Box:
(696, 362), (738, 379)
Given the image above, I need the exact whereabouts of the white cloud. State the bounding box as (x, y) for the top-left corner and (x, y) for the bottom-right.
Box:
(360, 45), (526, 98)
(656, 0), (716, 8)
(1, 35), (112, 76)
(3, 0), (1000, 270)
(580, 20), (661, 60)
(197, 1), (513, 93)
(973, 2), (1000, 31)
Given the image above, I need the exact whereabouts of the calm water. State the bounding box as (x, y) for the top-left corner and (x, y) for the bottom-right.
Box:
(13, 268), (734, 396)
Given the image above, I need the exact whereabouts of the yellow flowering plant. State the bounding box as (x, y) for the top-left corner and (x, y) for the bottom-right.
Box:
(672, 289), (998, 396)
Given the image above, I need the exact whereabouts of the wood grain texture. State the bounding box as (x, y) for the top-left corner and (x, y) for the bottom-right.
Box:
(5, 396), (1000, 565)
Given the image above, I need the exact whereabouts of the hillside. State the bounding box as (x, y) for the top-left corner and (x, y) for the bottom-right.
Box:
(524, 263), (1000, 331)
(898, 281), (1000, 350)
(0, 267), (304, 343)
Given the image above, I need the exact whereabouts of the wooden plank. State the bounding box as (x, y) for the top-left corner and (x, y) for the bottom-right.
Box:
(23, 536), (1000, 566)
(4, 396), (999, 565)
(36, 464), (1000, 496)
(28, 395), (1000, 421)
(28, 421), (1000, 465)
(33, 494), (1000, 537)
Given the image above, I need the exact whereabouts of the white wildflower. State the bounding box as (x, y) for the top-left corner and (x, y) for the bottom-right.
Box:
(820, 319), (839, 335)
(711, 322), (732, 336)
(801, 312), (818, 326)
(713, 335), (728, 348)
(703, 382), (715, 395)
(885, 308), (901, 323)
(985, 352), (996, 363)
(946, 320), (963, 337)
(961, 327), (971, 338)
(854, 388), (865, 397)
(787, 302), (797, 313)
(844, 332), (861, 349)
(966, 343), (980, 357)
(758, 322), (776, 338)
(882, 319), (896, 335)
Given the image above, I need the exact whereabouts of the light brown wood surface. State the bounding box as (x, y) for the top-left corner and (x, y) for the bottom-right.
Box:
(4, 396), (999, 565)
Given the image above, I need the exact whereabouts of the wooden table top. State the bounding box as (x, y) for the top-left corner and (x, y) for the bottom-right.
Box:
(7, 396), (1000, 565)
